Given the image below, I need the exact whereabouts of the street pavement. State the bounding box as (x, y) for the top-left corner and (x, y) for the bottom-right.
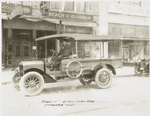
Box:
(1, 76), (150, 116)
(1, 66), (136, 85)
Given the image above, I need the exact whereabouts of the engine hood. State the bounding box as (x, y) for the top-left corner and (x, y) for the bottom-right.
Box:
(20, 60), (44, 71)
(21, 60), (44, 65)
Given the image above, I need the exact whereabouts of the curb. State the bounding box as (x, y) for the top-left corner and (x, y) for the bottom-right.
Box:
(2, 81), (11, 85)
(114, 74), (135, 77)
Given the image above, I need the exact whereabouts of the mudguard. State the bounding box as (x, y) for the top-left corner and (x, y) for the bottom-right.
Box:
(94, 63), (116, 75)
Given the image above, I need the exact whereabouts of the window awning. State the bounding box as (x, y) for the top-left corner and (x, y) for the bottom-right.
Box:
(2, 13), (9, 20)
(20, 15), (43, 22)
(123, 36), (149, 41)
(19, 15), (60, 24)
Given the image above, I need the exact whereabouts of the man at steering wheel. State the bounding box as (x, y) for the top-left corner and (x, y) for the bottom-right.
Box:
(50, 39), (72, 70)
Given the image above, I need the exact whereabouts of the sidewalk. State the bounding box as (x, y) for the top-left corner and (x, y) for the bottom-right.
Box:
(1, 66), (135, 85)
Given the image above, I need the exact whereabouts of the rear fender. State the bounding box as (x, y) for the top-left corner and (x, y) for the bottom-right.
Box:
(94, 63), (116, 75)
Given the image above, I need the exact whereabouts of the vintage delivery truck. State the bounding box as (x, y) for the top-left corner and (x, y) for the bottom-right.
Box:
(12, 34), (123, 96)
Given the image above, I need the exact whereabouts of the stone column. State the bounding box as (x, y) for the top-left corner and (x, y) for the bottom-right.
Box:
(99, 1), (108, 35)
(99, 2), (109, 58)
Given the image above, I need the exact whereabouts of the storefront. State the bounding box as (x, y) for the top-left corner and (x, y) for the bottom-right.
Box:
(2, 2), (97, 68)
(108, 3), (149, 64)
(2, 3), (58, 68)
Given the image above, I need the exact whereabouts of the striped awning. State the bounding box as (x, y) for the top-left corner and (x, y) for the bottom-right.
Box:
(1, 13), (9, 20)
(20, 15), (60, 24)
(43, 18), (60, 24)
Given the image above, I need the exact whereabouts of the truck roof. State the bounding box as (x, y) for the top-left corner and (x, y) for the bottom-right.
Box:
(35, 34), (123, 41)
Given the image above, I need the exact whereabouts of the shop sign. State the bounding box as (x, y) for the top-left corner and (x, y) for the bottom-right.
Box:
(2, 2), (16, 13)
(108, 4), (150, 17)
(46, 11), (93, 22)
(2, 2), (32, 15)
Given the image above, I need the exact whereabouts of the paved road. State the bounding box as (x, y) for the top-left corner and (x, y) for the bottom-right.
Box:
(1, 76), (150, 116)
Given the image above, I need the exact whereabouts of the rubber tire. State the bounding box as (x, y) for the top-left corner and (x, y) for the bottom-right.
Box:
(79, 78), (92, 85)
(20, 72), (44, 96)
(95, 68), (112, 89)
(11, 71), (20, 91)
(134, 66), (143, 76)
(66, 60), (83, 78)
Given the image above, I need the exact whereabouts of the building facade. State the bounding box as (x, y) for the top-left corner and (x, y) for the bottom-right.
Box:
(106, 1), (150, 63)
(1, 1), (149, 68)
(2, 1), (99, 68)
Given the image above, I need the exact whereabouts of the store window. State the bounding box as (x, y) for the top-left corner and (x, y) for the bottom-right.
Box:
(118, 1), (141, 7)
(86, 1), (93, 13)
(131, 1), (141, 7)
(64, 1), (74, 11)
(22, 1), (31, 6)
(8, 45), (12, 52)
(118, 1), (131, 6)
(24, 45), (29, 57)
(8, 1), (22, 4)
(76, 1), (85, 12)
(51, 1), (62, 10)
(16, 45), (20, 58)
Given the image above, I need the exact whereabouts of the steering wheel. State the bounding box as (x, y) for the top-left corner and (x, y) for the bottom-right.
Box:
(66, 60), (83, 78)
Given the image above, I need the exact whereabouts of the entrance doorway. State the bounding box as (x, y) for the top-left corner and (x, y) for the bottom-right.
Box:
(14, 40), (31, 66)
(13, 29), (32, 67)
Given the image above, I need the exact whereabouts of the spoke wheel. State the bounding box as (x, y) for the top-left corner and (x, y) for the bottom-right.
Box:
(12, 71), (20, 91)
(134, 66), (143, 76)
(95, 68), (112, 89)
(66, 60), (83, 78)
(20, 72), (44, 96)
(79, 77), (92, 85)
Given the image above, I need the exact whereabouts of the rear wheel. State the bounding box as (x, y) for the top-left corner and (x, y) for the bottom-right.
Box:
(79, 77), (92, 85)
(95, 68), (112, 89)
(20, 72), (44, 96)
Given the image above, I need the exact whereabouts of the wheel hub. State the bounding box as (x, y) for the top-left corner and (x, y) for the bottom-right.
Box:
(100, 73), (108, 83)
(28, 80), (36, 87)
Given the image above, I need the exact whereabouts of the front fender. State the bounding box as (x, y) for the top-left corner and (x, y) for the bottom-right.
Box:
(11, 67), (19, 73)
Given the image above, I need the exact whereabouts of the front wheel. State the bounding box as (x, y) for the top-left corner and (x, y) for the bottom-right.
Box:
(95, 68), (112, 89)
(20, 72), (44, 96)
